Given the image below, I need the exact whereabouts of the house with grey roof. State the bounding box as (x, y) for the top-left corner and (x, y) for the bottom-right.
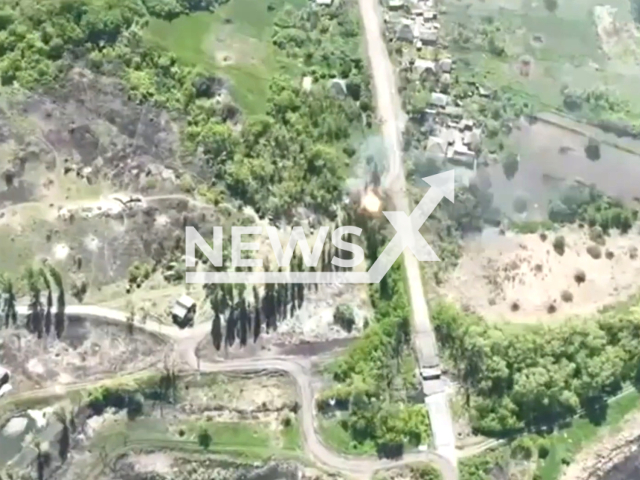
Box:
(430, 92), (449, 108)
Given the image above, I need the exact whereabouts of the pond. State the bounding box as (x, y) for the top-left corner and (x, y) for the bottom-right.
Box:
(477, 114), (640, 219)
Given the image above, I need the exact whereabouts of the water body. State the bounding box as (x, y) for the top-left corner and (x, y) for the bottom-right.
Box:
(476, 115), (640, 219)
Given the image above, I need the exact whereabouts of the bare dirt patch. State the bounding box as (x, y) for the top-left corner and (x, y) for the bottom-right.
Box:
(196, 282), (369, 361)
(0, 316), (170, 391)
(441, 226), (640, 322)
(178, 373), (298, 416)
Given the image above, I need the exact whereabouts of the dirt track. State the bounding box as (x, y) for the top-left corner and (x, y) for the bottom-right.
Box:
(10, 305), (457, 480)
(355, 0), (456, 467)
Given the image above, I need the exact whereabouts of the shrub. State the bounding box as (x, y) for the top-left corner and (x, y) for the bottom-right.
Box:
(197, 426), (212, 450)
(560, 290), (573, 302)
(553, 235), (566, 255)
(333, 304), (356, 333)
(537, 438), (550, 459)
(574, 269), (586, 285)
(585, 137), (601, 161)
(589, 226), (605, 246)
(586, 244), (602, 259)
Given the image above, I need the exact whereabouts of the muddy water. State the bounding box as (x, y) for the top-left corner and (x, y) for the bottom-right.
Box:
(477, 116), (640, 219)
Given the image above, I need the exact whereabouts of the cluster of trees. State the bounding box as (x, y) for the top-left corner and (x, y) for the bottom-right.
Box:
(0, 0), (369, 219)
(432, 300), (640, 436)
(448, 18), (509, 58)
(204, 227), (362, 349)
(316, 258), (431, 457)
(0, 265), (66, 340)
(548, 183), (637, 234)
(271, 2), (372, 110)
(561, 86), (640, 136)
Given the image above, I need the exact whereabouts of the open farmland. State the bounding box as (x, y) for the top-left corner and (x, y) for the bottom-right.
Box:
(444, 0), (640, 124)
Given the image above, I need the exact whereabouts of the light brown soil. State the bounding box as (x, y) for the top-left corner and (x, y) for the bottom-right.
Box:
(441, 226), (640, 322)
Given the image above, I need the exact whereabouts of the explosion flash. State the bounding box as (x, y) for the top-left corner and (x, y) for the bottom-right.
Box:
(361, 189), (382, 214)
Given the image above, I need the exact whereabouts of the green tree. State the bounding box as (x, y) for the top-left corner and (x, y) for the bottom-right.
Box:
(0, 274), (17, 328)
(197, 425), (212, 449)
(40, 268), (53, 337)
(24, 266), (43, 339)
(544, 0), (559, 13)
(48, 265), (66, 339)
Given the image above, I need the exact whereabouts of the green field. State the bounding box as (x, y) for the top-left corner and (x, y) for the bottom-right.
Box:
(537, 389), (640, 480)
(144, 0), (306, 114)
(445, 0), (640, 115)
(317, 416), (376, 456)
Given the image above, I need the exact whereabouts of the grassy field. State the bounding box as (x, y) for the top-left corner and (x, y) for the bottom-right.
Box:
(93, 416), (302, 460)
(318, 416), (376, 456)
(144, 0), (306, 114)
(445, 0), (640, 114)
(536, 390), (640, 479)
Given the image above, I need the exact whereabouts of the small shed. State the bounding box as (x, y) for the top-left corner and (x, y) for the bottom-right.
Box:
(172, 295), (196, 327)
(316, 0), (333, 5)
(388, 0), (404, 10)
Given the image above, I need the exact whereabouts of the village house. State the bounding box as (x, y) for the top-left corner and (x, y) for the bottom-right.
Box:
(426, 136), (447, 158)
(430, 92), (449, 108)
(414, 58), (436, 78)
(396, 21), (414, 43)
(387, 0), (404, 10)
(439, 58), (452, 73)
(415, 24), (438, 45)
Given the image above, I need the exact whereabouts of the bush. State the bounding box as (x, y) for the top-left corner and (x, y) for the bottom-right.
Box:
(537, 438), (550, 459)
(410, 464), (443, 480)
(586, 244), (602, 259)
(197, 426), (212, 450)
(552, 235), (566, 255)
(574, 268), (586, 285)
(589, 226), (605, 246)
(510, 436), (535, 460)
(560, 290), (573, 302)
(585, 137), (601, 161)
(333, 304), (356, 333)
(502, 152), (519, 180)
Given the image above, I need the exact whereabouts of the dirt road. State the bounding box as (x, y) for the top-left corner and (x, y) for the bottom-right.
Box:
(10, 306), (456, 479)
(355, 0), (457, 469)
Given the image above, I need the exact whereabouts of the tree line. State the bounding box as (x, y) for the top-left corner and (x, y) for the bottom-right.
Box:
(204, 206), (374, 349)
(431, 300), (640, 436)
(0, 264), (66, 340)
(0, 0), (371, 220)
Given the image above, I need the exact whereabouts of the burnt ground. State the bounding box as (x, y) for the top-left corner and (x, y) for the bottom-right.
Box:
(195, 282), (367, 362)
(0, 68), (240, 287)
(0, 315), (170, 391)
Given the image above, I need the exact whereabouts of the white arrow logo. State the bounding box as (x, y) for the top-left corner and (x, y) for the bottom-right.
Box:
(186, 170), (454, 284)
